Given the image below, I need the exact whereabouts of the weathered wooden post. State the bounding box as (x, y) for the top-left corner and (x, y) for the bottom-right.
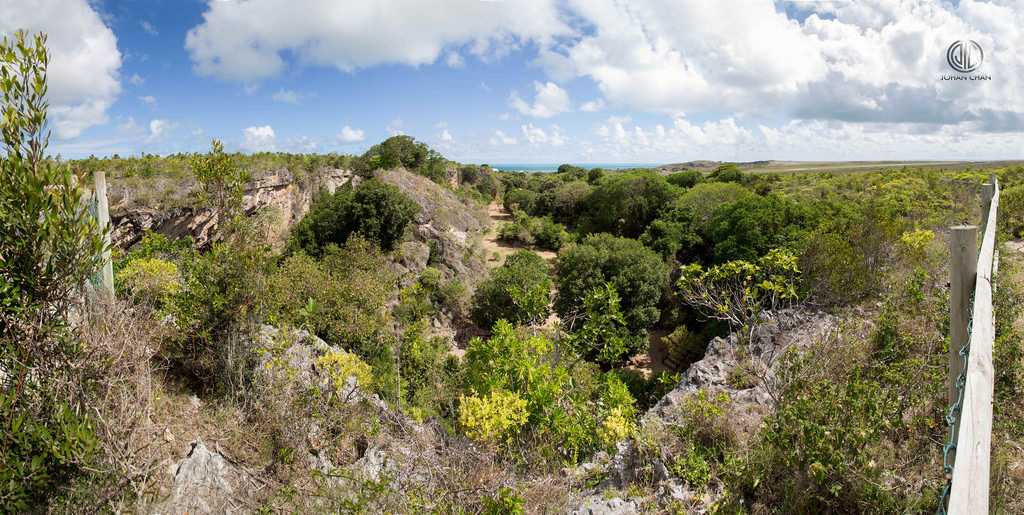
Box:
(94, 170), (114, 299)
(981, 181), (995, 231)
(948, 225), (977, 408)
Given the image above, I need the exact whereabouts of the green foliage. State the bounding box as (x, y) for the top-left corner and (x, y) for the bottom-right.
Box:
(471, 250), (552, 328)
(555, 233), (668, 334)
(549, 180), (593, 224)
(116, 257), (181, 307)
(316, 348), (374, 392)
(1002, 184), (1024, 238)
(289, 179), (420, 255)
(674, 182), (754, 229)
(464, 321), (639, 462)
(459, 165), (500, 199)
(481, 487), (526, 515)
(665, 391), (735, 489)
(0, 390), (98, 511)
(168, 224), (275, 393)
(705, 193), (819, 263)
(581, 172), (675, 237)
(640, 205), (702, 262)
(0, 31), (103, 510)
(459, 389), (530, 444)
(707, 163), (744, 183)
(676, 248), (801, 332)
(503, 188), (539, 214)
(356, 135), (447, 182)
(665, 170), (703, 188)
(190, 139), (250, 221)
(566, 283), (646, 368)
(498, 210), (571, 251)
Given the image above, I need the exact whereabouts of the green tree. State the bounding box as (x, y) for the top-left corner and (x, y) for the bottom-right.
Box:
(705, 193), (819, 263)
(471, 250), (552, 329)
(666, 170), (703, 188)
(580, 172), (675, 237)
(290, 179), (420, 255)
(555, 234), (668, 334)
(356, 135), (447, 182)
(190, 139), (250, 223)
(0, 31), (103, 509)
(566, 283), (645, 368)
(640, 205), (703, 261)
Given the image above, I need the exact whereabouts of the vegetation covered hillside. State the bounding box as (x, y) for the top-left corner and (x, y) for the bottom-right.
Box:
(5, 31), (1024, 513)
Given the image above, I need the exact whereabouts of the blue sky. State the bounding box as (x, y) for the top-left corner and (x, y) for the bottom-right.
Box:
(4, 0), (1023, 163)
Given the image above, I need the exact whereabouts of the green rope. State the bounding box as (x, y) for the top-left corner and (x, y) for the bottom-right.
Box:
(937, 291), (974, 515)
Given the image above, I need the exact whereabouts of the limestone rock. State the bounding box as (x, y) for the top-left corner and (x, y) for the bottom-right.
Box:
(159, 439), (240, 515)
(570, 496), (640, 515)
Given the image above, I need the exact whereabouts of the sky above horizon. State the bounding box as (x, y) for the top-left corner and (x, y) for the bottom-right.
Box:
(2, 0), (1023, 164)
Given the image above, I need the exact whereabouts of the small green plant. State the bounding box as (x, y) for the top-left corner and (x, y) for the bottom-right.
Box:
(117, 257), (181, 307)
(316, 349), (374, 394)
(458, 389), (530, 444)
(471, 250), (552, 328)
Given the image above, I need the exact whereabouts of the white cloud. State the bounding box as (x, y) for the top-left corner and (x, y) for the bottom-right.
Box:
(271, 89), (301, 104)
(139, 95), (157, 107)
(147, 119), (173, 142)
(185, 0), (569, 81)
(140, 20), (158, 36)
(337, 125), (365, 143)
(386, 119), (404, 136)
(510, 81), (571, 118)
(440, 129), (453, 142)
(0, 0), (122, 139)
(242, 125), (276, 151)
(520, 123), (566, 146)
(445, 51), (465, 68)
(128, 73), (145, 86)
(489, 130), (517, 145)
(580, 99), (605, 112)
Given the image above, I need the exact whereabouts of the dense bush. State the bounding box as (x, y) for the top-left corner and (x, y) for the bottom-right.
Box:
(355, 135), (447, 182)
(502, 188), (539, 214)
(116, 257), (181, 307)
(555, 234), (669, 334)
(290, 179), (419, 255)
(549, 180), (592, 224)
(704, 193), (819, 263)
(459, 165), (500, 199)
(0, 32), (104, 509)
(564, 283), (645, 368)
(1002, 184), (1024, 238)
(471, 250), (553, 329)
(463, 321), (637, 461)
(580, 172), (675, 237)
(640, 205), (702, 262)
(498, 211), (572, 251)
(673, 181), (755, 230)
(666, 170), (703, 188)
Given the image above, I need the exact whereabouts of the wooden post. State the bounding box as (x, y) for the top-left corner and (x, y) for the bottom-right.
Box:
(94, 170), (114, 299)
(949, 225), (977, 407)
(981, 182), (995, 231)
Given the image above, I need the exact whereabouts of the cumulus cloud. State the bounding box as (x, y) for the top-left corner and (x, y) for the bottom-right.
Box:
(510, 81), (571, 118)
(580, 99), (605, 112)
(337, 125), (365, 143)
(440, 129), (453, 142)
(185, 0), (568, 81)
(147, 119), (173, 142)
(242, 125), (276, 151)
(521, 123), (566, 146)
(0, 0), (122, 139)
(489, 130), (517, 145)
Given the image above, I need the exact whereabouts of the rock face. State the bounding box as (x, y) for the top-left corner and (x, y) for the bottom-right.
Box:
(570, 496), (640, 515)
(598, 311), (838, 507)
(377, 168), (489, 287)
(159, 439), (243, 515)
(111, 168), (354, 250)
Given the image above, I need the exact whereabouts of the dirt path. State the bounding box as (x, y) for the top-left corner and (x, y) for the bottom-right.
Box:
(481, 202), (556, 268)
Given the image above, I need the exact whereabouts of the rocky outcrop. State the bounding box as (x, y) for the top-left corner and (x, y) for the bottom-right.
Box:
(377, 168), (489, 287)
(595, 311), (839, 509)
(570, 496), (641, 515)
(159, 439), (245, 515)
(111, 168), (354, 250)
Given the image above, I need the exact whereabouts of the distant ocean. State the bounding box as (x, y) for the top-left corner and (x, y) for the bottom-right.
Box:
(483, 163), (658, 173)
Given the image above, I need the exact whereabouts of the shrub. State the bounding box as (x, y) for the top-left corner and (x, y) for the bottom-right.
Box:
(676, 248), (801, 334)
(190, 139), (250, 221)
(549, 180), (592, 224)
(471, 250), (552, 328)
(289, 179), (419, 255)
(674, 182), (754, 229)
(316, 349), (374, 394)
(1001, 184), (1024, 237)
(498, 211), (571, 251)
(555, 233), (669, 334)
(459, 390), (530, 444)
(503, 188), (539, 214)
(665, 170), (703, 188)
(580, 172), (675, 237)
(707, 163), (744, 183)
(355, 135), (447, 181)
(116, 257), (181, 307)
(565, 283), (646, 368)
(705, 193), (819, 263)
(640, 206), (702, 262)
